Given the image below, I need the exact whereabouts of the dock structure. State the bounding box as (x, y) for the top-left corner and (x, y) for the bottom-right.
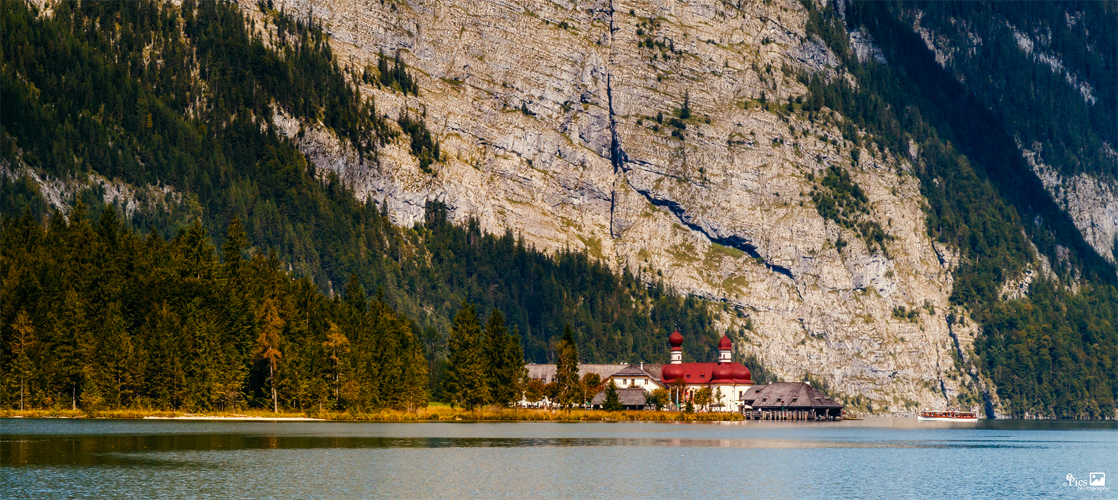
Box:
(741, 382), (844, 421)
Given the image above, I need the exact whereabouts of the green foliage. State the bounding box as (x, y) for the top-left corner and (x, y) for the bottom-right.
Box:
(899, 1), (1115, 181)
(370, 50), (418, 96)
(1, 0), (390, 282)
(414, 202), (722, 367)
(397, 113), (441, 173)
(0, 175), (49, 222)
(801, 372), (834, 398)
(742, 353), (780, 385)
(892, 306), (919, 323)
(444, 302), (488, 409)
(484, 308), (526, 407)
(647, 387), (669, 410)
(810, 166), (891, 255)
(555, 324), (580, 408)
(0, 208), (428, 412)
(976, 282), (1117, 419)
(692, 386), (713, 411)
(602, 381), (622, 411)
(801, 1), (1118, 417)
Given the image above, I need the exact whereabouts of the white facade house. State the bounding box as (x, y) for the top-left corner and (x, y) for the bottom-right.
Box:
(602, 364), (663, 391)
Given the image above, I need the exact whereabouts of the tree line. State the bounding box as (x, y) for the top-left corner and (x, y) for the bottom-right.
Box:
(1, 207), (427, 412)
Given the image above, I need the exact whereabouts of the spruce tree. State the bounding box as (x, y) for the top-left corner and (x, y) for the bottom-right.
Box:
(602, 381), (622, 411)
(444, 301), (488, 409)
(555, 324), (580, 409)
(222, 217), (248, 278)
(9, 311), (37, 411)
(484, 309), (526, 407)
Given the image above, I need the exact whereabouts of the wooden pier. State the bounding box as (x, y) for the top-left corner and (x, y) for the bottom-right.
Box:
(740, 382), (845, 421)
(742, 409), (842, 421)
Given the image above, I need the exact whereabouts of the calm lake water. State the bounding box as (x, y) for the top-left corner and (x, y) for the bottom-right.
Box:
(2, 418), (1115, 499)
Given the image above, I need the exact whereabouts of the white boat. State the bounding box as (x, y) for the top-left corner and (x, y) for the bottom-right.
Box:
(917, 410), (979, 422)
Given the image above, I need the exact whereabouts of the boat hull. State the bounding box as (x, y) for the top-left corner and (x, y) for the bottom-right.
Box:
(917, 415), (978, 422)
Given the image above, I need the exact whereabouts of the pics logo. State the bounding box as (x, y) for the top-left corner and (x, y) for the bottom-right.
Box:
(1066, 473), (1108, 492)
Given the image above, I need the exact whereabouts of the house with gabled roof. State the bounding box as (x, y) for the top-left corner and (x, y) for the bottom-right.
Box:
(602, 363), (663, 391)
(589, 386), (652, 411)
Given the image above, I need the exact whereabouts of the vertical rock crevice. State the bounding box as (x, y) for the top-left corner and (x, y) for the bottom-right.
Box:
(606, 0), (623, 239)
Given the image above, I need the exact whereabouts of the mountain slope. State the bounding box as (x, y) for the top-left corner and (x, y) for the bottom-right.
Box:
(3, 0), (1115, 416)
(0, 0), (728, 404)
(260, 0), (991, 413)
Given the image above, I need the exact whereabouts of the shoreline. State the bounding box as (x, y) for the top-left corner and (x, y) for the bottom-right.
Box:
(0, 408), (751, 422)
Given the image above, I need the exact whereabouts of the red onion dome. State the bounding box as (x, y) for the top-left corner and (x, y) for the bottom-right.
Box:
(662, 363), (685, 383)
(718, 335), (733, 350)
(669, 330), (684, 348)
(711, 363), (735, 383)
(734, 364), (752, 382)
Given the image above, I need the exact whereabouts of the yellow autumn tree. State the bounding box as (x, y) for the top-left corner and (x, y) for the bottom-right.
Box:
(256, 298), (284, 413)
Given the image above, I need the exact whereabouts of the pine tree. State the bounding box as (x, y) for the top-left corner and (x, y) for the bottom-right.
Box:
(256, 298), (284, 413)
(444, 301), (488, 409)
(322, 320), (349, 404)
(484, 308), (525, 406)
(222, 216), (248, 278)
(147, 302), (186, 410)
(100, 303), (138, 409)
(9, 311), (37, 411)
(602, 380), (622, 411)
(555, 324), (580, 409)
(55, 290), (89, 410)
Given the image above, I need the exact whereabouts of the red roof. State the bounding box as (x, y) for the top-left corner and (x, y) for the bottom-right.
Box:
(718, 335), (733, 350)
(660, 362), (753, 385)
(669, 330), (684, 348)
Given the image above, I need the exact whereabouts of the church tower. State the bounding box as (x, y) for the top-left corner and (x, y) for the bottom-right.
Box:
(669, 330), (683, 364)
(717, 335), (732, 363)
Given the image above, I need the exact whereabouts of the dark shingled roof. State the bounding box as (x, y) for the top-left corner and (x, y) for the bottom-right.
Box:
(525, 364), (628, 384)
(590, 387), (648, 407)
(609, 364), (657, 379)
(741, 382), (842, 410)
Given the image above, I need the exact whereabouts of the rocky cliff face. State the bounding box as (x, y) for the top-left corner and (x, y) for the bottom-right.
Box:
(1023, 148), (1118, 267)
(240, 0), (988, 412)
(904, 3), (1118, 268)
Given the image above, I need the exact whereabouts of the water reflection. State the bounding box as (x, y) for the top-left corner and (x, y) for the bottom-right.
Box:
(2, 419), (1115, 499)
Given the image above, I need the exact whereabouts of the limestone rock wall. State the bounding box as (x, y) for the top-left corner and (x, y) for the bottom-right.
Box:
(240, 0), (986, 413)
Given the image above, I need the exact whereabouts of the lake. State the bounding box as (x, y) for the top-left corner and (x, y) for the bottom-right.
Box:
(2, 418), (1115, 498)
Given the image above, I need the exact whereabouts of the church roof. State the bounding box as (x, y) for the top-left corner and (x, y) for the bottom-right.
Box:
(661, 363), (753, 385)
(742, 382), (842, 410)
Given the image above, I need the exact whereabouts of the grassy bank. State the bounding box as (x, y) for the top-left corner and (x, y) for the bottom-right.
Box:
(0, 407), (745, 422)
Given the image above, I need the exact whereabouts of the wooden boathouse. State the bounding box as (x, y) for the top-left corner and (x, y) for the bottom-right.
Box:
(740, 382), (844, 421)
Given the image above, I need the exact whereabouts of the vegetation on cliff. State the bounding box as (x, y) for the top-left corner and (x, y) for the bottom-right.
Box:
(804, 0), (1116, 418)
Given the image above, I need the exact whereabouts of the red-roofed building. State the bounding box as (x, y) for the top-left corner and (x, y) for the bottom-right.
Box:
(661, 331), (754, 412)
